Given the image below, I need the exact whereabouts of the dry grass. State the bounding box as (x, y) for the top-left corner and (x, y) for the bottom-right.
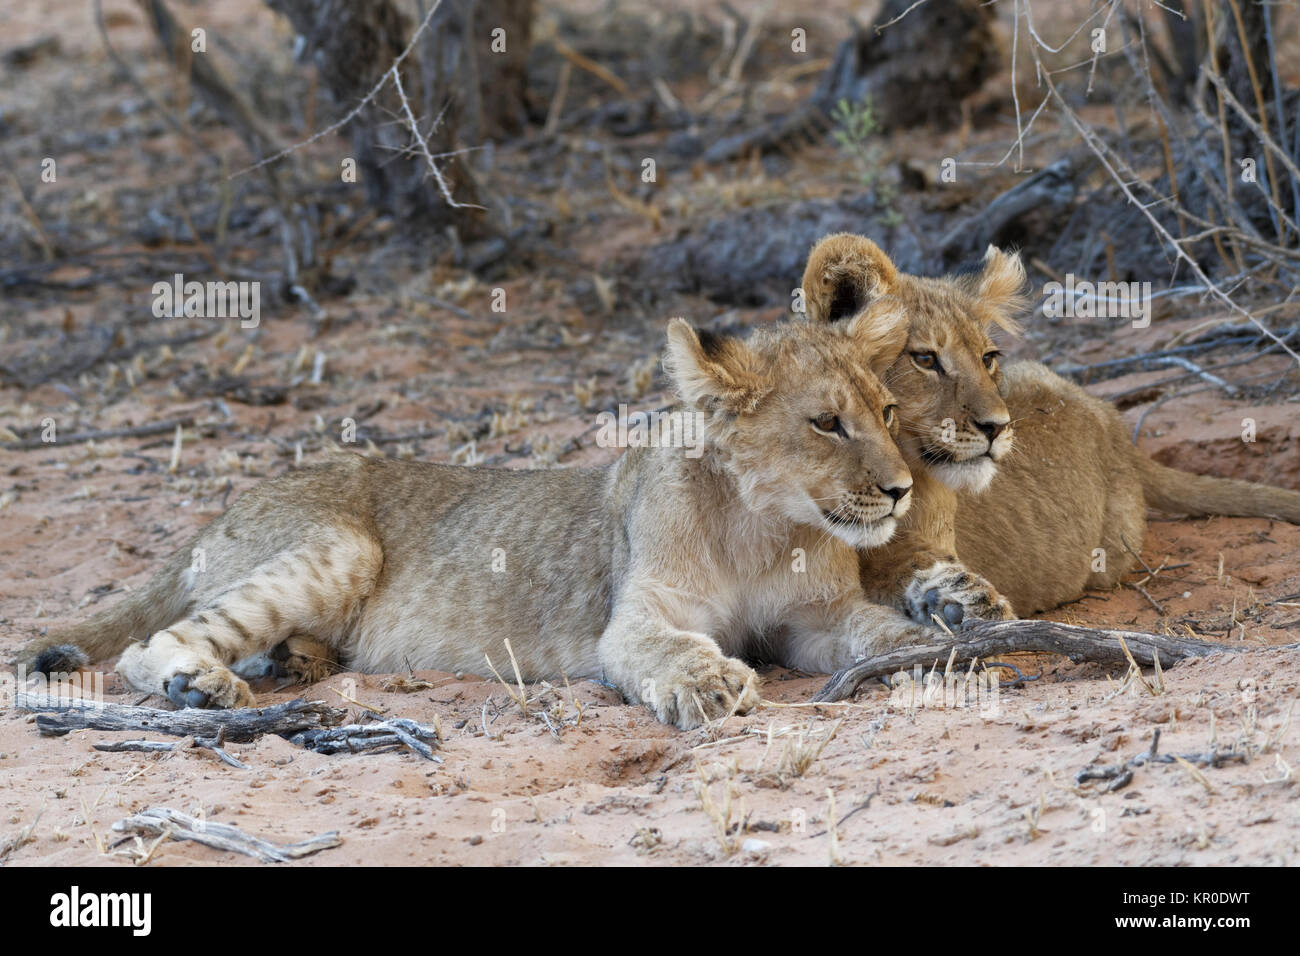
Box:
(1172, 755), (1217, 795)
(774, 718), (843, 780)
(484, 638), (531, 717)
(825, 787), (843, 866)
(0, 803), (44, 863)
(1117, 636), (1166, 698)
(1023, 789), (1046, 842)
(693, 758), (744, 855)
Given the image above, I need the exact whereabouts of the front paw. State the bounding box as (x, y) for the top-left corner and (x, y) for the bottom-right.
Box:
(905, 561), (1014, 629)
(165, 668), (255, 709)
(645, 652), (760, 731)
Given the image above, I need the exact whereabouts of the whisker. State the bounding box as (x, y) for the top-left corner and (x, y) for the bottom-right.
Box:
(811, 500), (851, 552)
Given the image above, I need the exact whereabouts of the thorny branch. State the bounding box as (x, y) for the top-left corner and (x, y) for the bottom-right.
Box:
(227, 0), (473, 212)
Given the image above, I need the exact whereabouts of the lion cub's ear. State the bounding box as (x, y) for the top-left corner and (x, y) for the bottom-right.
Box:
(664, 318), (768, 414)
(974, 246), (1028, 332)
(845, 308), (909, 377)
(800, 233), (900, 324)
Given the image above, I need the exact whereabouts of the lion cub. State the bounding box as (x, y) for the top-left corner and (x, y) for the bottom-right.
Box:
(23, 315), (929, 729)
(802, 233), (1300, 617)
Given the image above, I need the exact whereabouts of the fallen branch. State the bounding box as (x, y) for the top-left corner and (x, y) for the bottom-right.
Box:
(0, 417), (233, 451)
(94, 730), (249, 769)
(1054, 327), (1300, 385)
(940, 157), (1079, 262)
(291, 717), (441, 762)
(18, 696), (344, 742)
(1076, 728), (1248, 792)
(109, 807), (340, 863)
(813, 619), (1271, 702)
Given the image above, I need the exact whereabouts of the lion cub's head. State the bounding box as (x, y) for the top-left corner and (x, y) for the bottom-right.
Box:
(800, 234), (1025, 493)
(663, 314), (913, 549)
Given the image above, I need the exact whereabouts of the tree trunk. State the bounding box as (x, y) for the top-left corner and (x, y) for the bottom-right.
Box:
(267, 0), (533, 234)
(813, 0), (998, 131)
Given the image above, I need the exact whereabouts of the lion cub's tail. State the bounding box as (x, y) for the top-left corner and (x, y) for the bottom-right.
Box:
(1137, 455), (1300, 523)
(17, 551), (191, 676)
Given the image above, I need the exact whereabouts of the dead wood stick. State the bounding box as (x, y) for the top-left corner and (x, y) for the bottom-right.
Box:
(291, 717), (441, 761)
(109, 807), (340, 863)
(94, 732), (249, 769)
(94, 740), (176, 754)
(812, 620), (1285, 703)
(18, 696), (344, 742)
(939, 157), (1078, 260)
(1054, 327), (1300, 384)
(1076, 728), (1248, 792)
(1, 418), (232, 451)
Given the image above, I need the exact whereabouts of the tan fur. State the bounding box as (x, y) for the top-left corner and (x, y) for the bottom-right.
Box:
(802, 234), (1300, 617)
(803, 234), (1021, 625)
(21, 316), (931, 729)
(953, 361), (1300, 613)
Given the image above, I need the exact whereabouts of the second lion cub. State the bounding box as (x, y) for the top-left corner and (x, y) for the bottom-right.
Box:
(24, 315), (931, 729)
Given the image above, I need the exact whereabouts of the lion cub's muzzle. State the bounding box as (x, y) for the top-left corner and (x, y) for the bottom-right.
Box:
(922, 417), (1012, 493)
(925, 418), (1014, 465)
(822, 481), (912, 528)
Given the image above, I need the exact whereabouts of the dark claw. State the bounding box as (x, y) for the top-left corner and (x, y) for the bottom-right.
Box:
(265, 642), (292, 678)
(943, 602), (965, 627)
(166, 674), (210, 709)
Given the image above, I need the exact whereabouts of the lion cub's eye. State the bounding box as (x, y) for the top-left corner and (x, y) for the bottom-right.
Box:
(882, 404), (897, 428)
(983, 351), (1001, 370)
(811, 413), (845, 437)
(911, 351), (940, 372)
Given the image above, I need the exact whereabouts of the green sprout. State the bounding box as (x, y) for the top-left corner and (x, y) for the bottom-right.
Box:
(830, 96), (900, 226)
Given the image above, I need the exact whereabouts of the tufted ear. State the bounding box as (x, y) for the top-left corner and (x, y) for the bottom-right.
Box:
(974, 245), (1028, 332)
(664, 318), (769, 414)
(845, 308), (909, 377)
(800, 233), (900, 324)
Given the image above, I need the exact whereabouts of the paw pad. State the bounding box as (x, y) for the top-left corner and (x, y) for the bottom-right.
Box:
(165, 674), (211, 709)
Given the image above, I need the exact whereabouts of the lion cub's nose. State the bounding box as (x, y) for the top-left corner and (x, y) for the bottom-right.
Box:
(976, 419), (1008, 441)
(880, 483), (911, 503)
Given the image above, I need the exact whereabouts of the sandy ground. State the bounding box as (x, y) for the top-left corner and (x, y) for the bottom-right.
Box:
(2, 300), (1298, 868)
(2, 0), (1299, 867)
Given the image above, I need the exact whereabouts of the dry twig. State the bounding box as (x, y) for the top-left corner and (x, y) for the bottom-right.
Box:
(109, 807), (340, 863)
